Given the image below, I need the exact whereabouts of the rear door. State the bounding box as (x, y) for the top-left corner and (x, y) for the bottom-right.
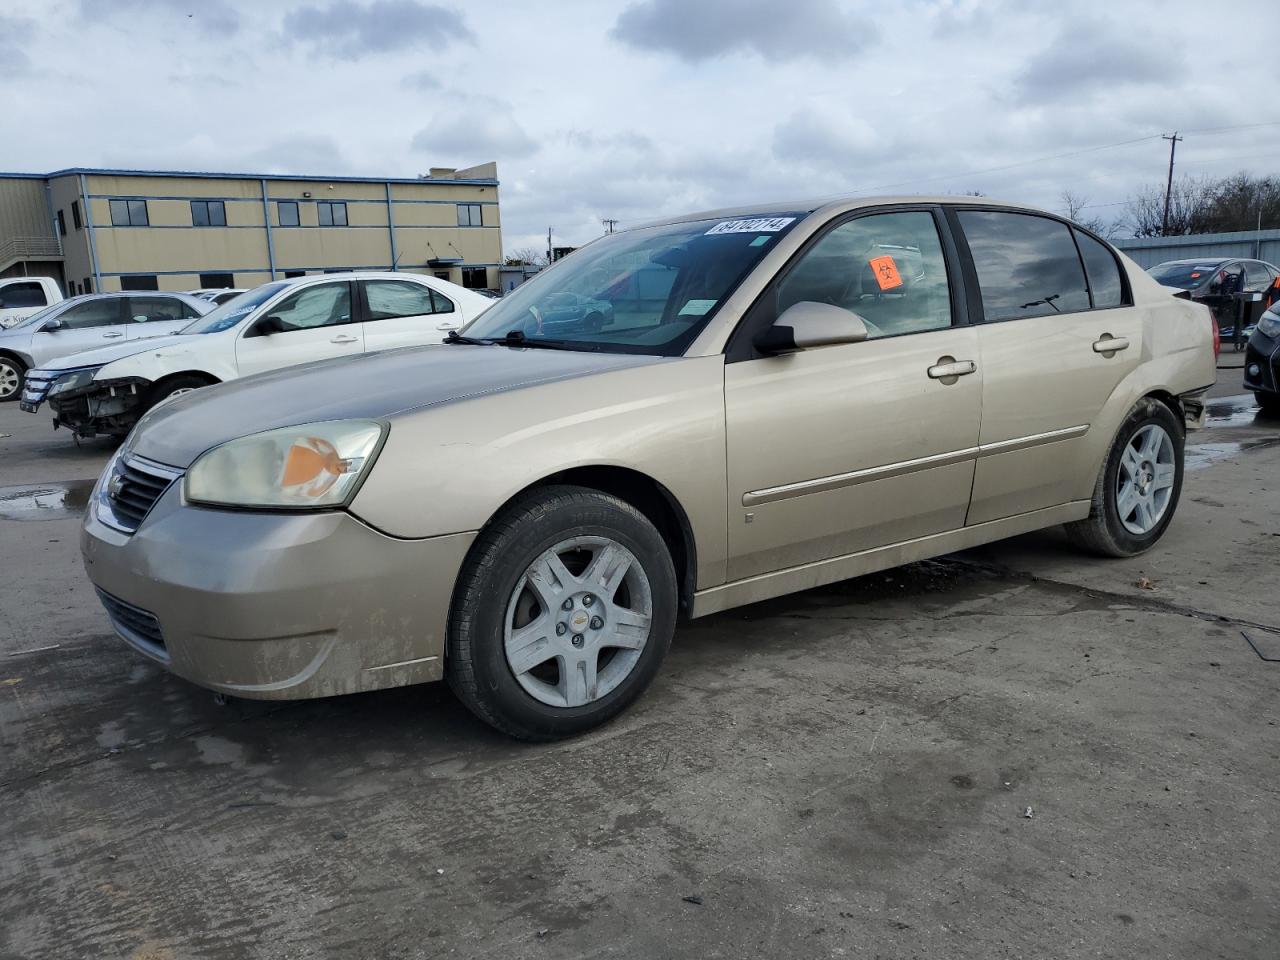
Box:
(951, 209), (1144, 524)
(723, 207), (982, 581)
(234, 280), (362, 377)
(357, 277), (458, 353)
(28, 297), (129, 366)
(124, 296), (201, 340)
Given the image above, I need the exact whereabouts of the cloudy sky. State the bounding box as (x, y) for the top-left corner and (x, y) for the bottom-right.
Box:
(3, 0), (1278, 252)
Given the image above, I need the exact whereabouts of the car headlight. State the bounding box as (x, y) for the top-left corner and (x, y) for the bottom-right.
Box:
(1257, 308), (1280, 339)
(185, 420), (385, 509)
(47, 366), (103, 397)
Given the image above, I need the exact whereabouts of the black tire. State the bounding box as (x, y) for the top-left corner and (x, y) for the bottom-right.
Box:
(1256, 391), (1280, 417)
(146, 374), (213, 409)
(447, 485), (677, 741)
(1064, 397), (1185, 558)
(0, 354), (26, 402)
(583, 311), (605, 332)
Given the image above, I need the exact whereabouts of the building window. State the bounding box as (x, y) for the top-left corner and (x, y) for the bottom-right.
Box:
(56, 210), (67, 236)
(83, 277), (92, 293)
(278, 201), (300, 227)
(457, 203), (483, 227)
(119, 275), (160, 291)
(71, 201), (82, 230)
(461, 267), (487, 289)
(109, 199), (149, 227)
(199, 272), (235, 289)
(323, 268), (351, 274)
(190, 200), (227, 227)
(284, 270), (306, 278)
(317, 201), (347, 226)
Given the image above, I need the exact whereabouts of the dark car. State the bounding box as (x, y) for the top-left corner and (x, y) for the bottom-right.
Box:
(1244, 303), (1280, 415)
(1147, 258), (1279, 332)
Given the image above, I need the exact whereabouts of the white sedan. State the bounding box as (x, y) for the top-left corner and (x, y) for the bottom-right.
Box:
(20, 272), (492, 438)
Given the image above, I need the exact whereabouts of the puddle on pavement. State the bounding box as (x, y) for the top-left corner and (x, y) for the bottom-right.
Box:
(1185, 437), (1280, 471)
(0, 479), (96, 520)
(1204, 395), (1274, 428)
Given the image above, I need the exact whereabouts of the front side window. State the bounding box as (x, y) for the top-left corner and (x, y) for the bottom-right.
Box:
(461, 213), (804, 355)
(457, 203), (483, 227)
(317, 201), (348, 227)
(55, 299), (123, 330)
(363, 280), (433, 321)
(958, 210), (1090, 321)
(0, 282), (48, 309)
(261, 282), (351, 332)
(774, 210), (953, 339)
(1074, 230), (1125, 308)
(127, 297), (188, 324)
(1208, 262), (1244, 297)
(191, 200), (227, 227)
(278, 201), (300, 227)
(109, 199), (149, 227)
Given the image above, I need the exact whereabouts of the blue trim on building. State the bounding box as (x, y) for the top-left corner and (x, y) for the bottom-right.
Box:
(92, 263), (505, 277)
(1, 167), (498, 186)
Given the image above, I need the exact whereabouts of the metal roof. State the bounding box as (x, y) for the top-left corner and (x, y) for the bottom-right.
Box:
(0, 167), (498, 186)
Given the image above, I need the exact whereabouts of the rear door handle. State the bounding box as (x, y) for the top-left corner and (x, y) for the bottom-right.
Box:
(1093, 335), (1129, 354)
(329, 335), (359, 344)
(927, 357), (977, 381)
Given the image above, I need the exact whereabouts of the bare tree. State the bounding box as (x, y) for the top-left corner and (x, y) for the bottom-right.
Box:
(504, 246), (547, 267)
(1059, 190), (1111, 236)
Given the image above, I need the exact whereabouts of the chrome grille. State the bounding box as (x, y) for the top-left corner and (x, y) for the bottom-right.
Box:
(100, 454), (183, 533)
(96, 588), (166, 655)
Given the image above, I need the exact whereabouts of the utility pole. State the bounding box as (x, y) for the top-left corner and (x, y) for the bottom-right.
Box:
(1161, 132), (1183, 236)
(547, 227), (553, 264)
(601, 218), (618, 234)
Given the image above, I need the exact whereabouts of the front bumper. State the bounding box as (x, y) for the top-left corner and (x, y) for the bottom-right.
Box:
(1244, 332), (1278, 396)
(81, 474), (476, 699)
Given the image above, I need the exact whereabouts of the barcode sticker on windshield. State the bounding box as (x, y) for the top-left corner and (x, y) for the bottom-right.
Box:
(705, 217), (795, 235)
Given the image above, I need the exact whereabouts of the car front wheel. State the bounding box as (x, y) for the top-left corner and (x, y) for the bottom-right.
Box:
(447, 485), (677, 741)
(1256, 391), (1280, 417)
(1064, 398), (1184, 557)
(0, 355), (25, 402)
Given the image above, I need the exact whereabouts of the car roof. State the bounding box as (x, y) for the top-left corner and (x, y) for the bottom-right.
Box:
(1152, 258), (1232, 267)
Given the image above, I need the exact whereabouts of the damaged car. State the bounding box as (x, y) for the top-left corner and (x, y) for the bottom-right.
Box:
(21, 272), (491, 437)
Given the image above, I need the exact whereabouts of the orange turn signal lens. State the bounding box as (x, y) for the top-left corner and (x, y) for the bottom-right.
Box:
(281, 437), (347, 497)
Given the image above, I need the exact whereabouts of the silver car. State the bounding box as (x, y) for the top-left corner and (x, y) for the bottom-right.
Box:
(81, 197), (1215, 740)
(0, 292), (211, 402)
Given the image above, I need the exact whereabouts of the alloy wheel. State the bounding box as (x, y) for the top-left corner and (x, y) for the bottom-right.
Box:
(1116, 423), (1176, 535)
(0, 361), (19, 399)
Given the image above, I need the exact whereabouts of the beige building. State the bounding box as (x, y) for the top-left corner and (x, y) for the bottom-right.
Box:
(0, 163), (503, 294)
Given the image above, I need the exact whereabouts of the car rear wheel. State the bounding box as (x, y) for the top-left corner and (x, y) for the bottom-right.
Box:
(1064, 398), (1184, 557)
(0, 355), (25, 402)
(447, 485), (677, 741)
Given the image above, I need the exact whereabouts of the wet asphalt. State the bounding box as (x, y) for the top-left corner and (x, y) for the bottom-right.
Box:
(1, 375), (1278, 960)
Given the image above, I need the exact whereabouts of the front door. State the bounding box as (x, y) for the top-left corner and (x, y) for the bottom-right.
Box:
(951, 209), (1145, 524)
(29, 298), (129, 366)
(235, 280), (362, 378)
(723, 208), (982, 581)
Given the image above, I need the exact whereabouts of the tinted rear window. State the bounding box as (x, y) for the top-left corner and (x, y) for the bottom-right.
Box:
(1147, 262), (1222, 289)
(958, 211), (1090, 321)
(1075, 231), (1125, 308)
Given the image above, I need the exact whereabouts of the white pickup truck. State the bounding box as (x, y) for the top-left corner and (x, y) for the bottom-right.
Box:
(0, 276), (64, 330)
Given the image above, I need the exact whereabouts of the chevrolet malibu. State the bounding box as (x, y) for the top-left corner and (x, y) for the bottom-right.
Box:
(82, 197), (1216, 740)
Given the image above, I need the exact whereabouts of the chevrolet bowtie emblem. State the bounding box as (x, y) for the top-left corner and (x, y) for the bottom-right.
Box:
(107, 473), (125, 500)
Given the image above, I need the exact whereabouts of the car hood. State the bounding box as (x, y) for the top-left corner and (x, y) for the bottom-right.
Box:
(128, 344), (671, 468)
(36, 334), (206, 371)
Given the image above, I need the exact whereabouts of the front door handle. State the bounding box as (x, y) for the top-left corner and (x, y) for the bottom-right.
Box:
(1093, 334), (1129, 354)
(927, 357), (977, 382)
(102, 332), (124, 339)
(329, 335), (359, 344)
(437, 322), (457, 331)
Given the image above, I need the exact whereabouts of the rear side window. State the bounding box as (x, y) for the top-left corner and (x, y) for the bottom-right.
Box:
(364, 280), (434, 320)
(1074, 231), (1124, 308)
(958, 211), (1090, 321)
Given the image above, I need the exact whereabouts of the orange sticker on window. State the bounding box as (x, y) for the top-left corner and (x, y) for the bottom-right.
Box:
(868, 255), (903, 291)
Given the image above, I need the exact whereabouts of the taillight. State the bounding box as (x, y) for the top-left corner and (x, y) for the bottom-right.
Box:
(1212, 317), (1221, 359)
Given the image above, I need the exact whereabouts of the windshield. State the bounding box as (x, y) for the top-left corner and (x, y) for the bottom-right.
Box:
(461, 214), (806, 354)
(181, 282), (288, 334)
(1147, 261), (1224, 290)
(6, 298), (75, 330)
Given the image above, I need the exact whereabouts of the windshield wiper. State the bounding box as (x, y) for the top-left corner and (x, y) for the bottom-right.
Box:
(481, 330), (593, 351)
(443, 330), (487, 345)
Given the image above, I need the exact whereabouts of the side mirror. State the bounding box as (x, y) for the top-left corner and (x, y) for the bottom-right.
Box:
(753, 301), (869, 354)
(255, 315), (285, 335)
(41, 318), (64, 332)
